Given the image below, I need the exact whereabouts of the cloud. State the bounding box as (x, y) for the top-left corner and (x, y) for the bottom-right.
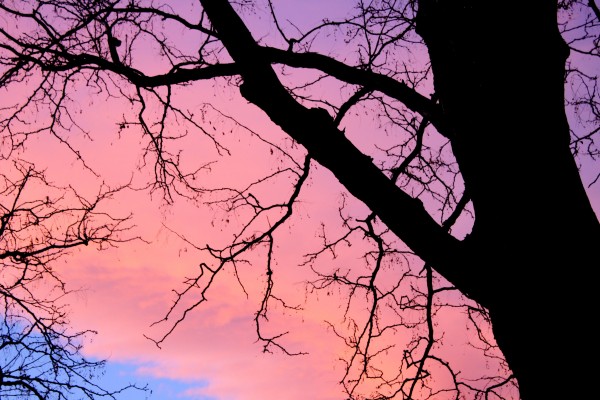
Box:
(58, 235), (347, 400)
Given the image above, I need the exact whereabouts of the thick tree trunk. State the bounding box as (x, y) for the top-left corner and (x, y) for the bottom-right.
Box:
(416, 1), (600, 398)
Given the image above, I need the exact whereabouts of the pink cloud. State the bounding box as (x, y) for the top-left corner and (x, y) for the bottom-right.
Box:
(58, 232), (349, 399)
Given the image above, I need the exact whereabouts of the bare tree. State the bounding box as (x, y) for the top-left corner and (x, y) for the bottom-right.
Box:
(0, 1), (598, 399)
(0, 159), (145, 399)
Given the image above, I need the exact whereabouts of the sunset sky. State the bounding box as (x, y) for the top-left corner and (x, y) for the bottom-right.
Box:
(1, 1), (599, 399)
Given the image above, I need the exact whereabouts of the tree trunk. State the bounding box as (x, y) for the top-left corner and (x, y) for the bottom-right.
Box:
(416, 1), (600, 398)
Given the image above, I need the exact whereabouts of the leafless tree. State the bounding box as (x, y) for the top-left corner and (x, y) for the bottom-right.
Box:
(0, 1), (598, 399)
(0, 159), (145, 399)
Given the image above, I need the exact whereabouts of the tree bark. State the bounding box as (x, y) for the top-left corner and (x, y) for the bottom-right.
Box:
(417, 1), (600, 398)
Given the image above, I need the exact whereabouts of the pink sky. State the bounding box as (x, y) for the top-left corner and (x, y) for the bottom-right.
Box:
(19, 90), (524, 399)
(1, 1), (598, 399)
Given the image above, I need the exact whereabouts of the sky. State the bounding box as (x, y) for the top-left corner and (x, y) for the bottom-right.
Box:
(1, 1), (599, 400)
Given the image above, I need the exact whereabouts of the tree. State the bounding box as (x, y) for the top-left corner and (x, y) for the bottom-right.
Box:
(0, 1), (598, 399)
(0, 160), (144, 399)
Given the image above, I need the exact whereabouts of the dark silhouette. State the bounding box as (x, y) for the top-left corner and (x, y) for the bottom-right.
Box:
(0, 1), (598, 399)
(0, 161), (144, 399)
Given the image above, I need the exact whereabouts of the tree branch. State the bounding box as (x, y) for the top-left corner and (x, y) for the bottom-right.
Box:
(199, 0), (476, 300)
(259, 46), (450, 138)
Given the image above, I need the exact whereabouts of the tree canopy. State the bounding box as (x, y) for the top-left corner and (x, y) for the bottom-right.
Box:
(0, 1), (599, 399)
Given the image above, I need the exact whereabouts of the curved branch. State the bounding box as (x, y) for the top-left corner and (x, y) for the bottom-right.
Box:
(259, 46), (450, 138)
